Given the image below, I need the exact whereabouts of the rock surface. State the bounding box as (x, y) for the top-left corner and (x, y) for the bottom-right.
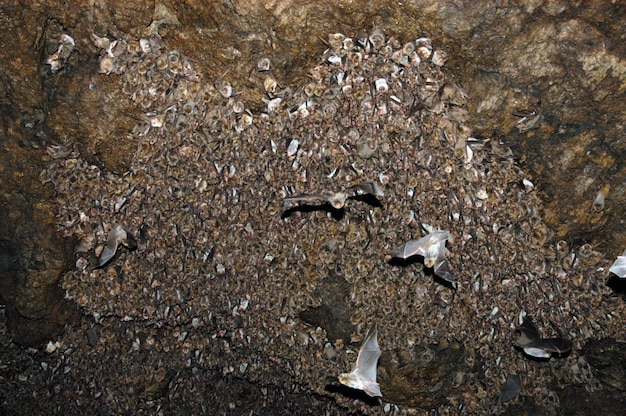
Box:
(0, 1), (624, 415)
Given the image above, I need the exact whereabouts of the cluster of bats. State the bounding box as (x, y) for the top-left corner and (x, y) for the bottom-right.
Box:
(283, 181), (457, 287)
(93, 179), (626, 400)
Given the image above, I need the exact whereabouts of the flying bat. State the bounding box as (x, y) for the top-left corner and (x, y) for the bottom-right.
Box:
(389, 231), (450, 267)
(513, 316), (572, 359)
(338, 325), (382, 397)
(389, 231), (456, 287)
(609, 249), (626, 278)
(98, 223), (137, 267)
(283, 181), (384, 210)
(521, 338), (573, 359)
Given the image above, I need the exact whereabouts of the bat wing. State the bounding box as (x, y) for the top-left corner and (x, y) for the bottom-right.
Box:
(392, 231), (450, 261)
(354, 325), (381, 383)
(98, 232), (120, 267)
(499, 373), (522, 403)
(433, 256), (456, 288)
(283, 193), (330, 207)
(513, 316), (541, 348)
(98, 224), (134, 267)
(349, 181), (384, 198)
(609, 253), (626, 278)
(533, 338), (572, 355)
(522, 337), (572, 359)
(522, 346), (551, 359)
(389, 235), (430, 259)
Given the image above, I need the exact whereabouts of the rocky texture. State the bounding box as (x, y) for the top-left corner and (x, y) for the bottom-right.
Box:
(0, 110), (79, 347)
(0, 1), (625, 415)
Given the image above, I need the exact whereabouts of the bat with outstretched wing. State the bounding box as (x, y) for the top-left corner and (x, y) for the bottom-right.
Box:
(338, 325), (382, 397)
(98, 223), (137, 267)
(513, 315), (572, 359)
(389, 231), (450, 266)
(283, 181), (384, 210)
(390, 231), (456, 287)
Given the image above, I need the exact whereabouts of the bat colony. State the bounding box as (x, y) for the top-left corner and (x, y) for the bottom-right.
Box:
(93, 179), (614, 400)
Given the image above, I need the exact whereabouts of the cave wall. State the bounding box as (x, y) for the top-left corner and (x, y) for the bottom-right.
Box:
(0, 0), (623, 344)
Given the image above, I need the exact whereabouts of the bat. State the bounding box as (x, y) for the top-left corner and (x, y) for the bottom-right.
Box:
(499, 373), (522, 403)
(283, 181), (384, 210)
(522, 338), (572, 359)
(389, 231), (456, 287)
(609, 249), (626, 278)
(98, 223), (137, 267)
(389, 231), (450, 267)
(512, 316), (572, 359)
(338, 325), (382, 397)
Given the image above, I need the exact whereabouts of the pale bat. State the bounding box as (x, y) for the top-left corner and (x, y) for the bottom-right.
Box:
(389, 231), (456, 287)
(338, 325), (382, 397)
(283, 181), (384, 210)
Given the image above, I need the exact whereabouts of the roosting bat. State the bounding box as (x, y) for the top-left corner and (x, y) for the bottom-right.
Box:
(283, 181), (384, 210)
(98, 223), (137, 267)
(513, 316), (572, 359)
(338, 325), (382, 398)
(389, 231), (456, 287)
(609, 249), (626, 278)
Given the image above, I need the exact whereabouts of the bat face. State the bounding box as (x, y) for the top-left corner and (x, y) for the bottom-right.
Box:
(609, 250), (626, 278)
(327, 192), (348, 210)
(98, 223), (136, 267)
(338, 325), (382, 397)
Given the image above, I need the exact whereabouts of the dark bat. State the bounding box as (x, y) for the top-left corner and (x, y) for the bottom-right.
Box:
(609, 249), (626, 278)
(338, 325), (382, 397)
(390, 231), (455, 286)
(98, 223), (137, 267)
(283, 181), (384, 210)
(499, 373), (522, 403)
(513, 316), (572, 359)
